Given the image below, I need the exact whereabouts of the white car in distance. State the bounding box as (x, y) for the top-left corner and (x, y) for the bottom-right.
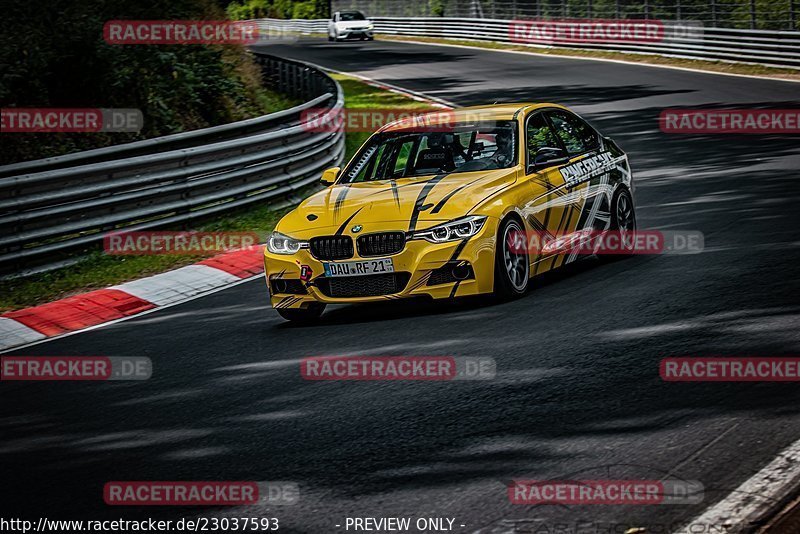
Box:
(328, 10), (374, 42)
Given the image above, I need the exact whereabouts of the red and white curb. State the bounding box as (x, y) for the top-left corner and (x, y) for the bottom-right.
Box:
(0, 247), (265, 352)
(0, 75), (452, 355)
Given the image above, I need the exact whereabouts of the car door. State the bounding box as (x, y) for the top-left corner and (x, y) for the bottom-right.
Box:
(544, 108), (610, 267)
(521, 110), (581, 274)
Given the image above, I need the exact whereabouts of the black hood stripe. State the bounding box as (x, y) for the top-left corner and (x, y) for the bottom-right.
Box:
(396, 178), (434, 189)
(335, 207), (364, 235)
(390, 179), (401, 208)
(362, 178), (434, 199)
(431, 184), (468, 214)
(408, 173), (449, 233)
(333, 186), (350, 220)
(429, 173), (491, 215)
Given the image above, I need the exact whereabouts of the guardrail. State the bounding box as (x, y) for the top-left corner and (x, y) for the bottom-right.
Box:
(260, 17), (800, 69)
(331, 0), (800, 32)
(0, 53), (345, 277)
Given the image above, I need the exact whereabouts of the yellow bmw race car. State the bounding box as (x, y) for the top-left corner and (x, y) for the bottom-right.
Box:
(264, 103), (635, 322)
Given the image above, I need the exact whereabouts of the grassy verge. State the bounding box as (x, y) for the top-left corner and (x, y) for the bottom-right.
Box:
(0, 73), (434, 312)
(256, 88), (301, 115)
(377, 35), (800, 81)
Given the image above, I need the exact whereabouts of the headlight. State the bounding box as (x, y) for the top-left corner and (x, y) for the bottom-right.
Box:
(411, 215), (488, 243)
(267, 232), (307, 255)
(366, 24), (374, 30)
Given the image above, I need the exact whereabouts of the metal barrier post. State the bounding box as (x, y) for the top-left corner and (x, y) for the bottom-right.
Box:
(711, 0), (718, 28)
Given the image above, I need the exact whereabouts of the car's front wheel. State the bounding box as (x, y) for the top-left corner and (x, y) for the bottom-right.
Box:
(277, 303), (326, 323)
(493, 217), (529, 300)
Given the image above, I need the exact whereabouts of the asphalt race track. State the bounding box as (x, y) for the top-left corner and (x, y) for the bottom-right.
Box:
(3, 38), (800, 533)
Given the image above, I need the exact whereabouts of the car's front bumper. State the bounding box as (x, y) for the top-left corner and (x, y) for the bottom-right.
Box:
(337, 29), (374, 39)
(264, 218), (498, 309)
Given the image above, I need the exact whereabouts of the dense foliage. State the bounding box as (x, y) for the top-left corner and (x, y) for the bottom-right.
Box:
(226, 0), (329, 20)
(0, 0), (290, 164)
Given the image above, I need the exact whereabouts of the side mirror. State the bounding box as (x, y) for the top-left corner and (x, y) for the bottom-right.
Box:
(320, 166), (340, 186)
(530, 147), (568, 171)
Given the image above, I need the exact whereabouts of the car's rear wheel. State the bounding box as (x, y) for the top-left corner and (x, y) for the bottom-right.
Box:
(277, 303), (326, 323)
(493, 217), (529, 300)
(605, 187), (636, 259)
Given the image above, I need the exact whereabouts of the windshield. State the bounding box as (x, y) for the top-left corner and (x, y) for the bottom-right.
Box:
(340, 11), (366, 21)
(341, 121), (518, 183)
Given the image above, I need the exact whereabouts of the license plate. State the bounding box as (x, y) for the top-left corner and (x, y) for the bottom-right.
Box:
(323, 258), (394, 277)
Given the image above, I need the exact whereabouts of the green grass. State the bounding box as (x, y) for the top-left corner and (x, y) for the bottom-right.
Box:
(377, 35), (800, 80)
(0, 73), (431, 312)
(255, 87), (301, 116)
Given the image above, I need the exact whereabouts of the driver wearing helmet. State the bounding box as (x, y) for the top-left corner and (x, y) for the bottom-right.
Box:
(492, 128), (514, 167)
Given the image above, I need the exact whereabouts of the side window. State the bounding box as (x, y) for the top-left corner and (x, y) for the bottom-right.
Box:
(547, 110), (599, 155)
(451, 132), (471, 167)
(392, 140), (415, 177)
(350, 144), (386, 182)
(526, 113), (561, 166)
